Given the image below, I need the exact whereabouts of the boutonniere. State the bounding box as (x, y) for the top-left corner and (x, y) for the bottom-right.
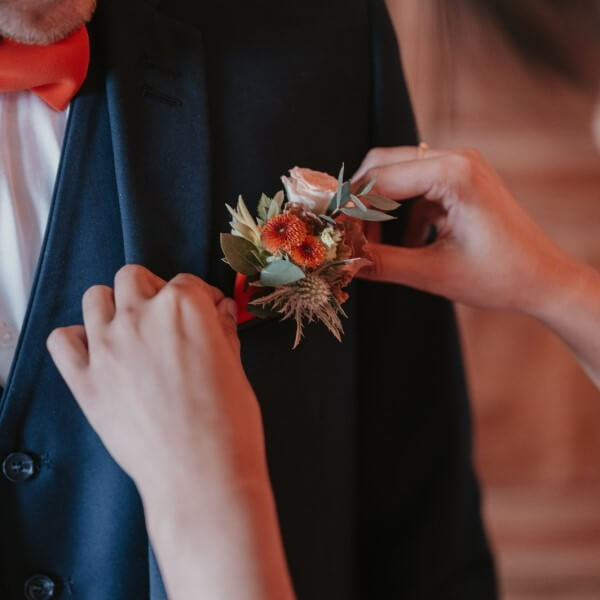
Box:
(220, 166), (400, 348)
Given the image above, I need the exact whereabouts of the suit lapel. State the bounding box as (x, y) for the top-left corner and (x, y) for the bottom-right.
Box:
(99, 0), (213, 279)
(0, 0), (214, 414)
(0, 6), (209, 596)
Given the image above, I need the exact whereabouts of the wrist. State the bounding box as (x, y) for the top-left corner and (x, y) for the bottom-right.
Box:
(141, 472), (274, 538)
(132, 411), (271, 504)
(522, 249), (591, 326)
(137, 449), (272, 518)
(141, 475), (290, 600)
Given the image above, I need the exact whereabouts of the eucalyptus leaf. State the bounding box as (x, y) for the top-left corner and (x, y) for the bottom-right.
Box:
(336, 164), (345, 209)
(341, 207), (397, 222)
(260, 260), (305, 287)
(319, 214), (338, 226)
(220, 233), (261, 276)
(340, 181), (352, 206)
(358, 178), (377, 195)
(328, 180), (351, 214)
(361, 194), (401, 211)
(325, 258), (362, 267)
(351, 194), (368, 212)
(327, 194), (338, 214)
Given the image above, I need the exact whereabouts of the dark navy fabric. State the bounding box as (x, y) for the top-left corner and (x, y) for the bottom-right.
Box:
(0, 0), (497, 598)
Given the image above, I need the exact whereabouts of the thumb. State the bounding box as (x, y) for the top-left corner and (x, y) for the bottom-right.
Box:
(217, 298), (241, 355)
(358, 242), (444, 295)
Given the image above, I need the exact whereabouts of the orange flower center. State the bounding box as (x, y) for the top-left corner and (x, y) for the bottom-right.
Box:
(290, 236), (327, 269)
(261, 214), (308, 253)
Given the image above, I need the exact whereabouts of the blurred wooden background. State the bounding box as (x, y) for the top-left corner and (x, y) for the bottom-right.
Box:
(387, 2), (600, 598)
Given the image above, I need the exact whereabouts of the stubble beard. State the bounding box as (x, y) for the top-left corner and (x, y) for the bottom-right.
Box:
(0, 0), (97, 45)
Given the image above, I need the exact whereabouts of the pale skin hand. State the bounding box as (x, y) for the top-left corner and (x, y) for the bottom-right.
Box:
(47, 265), (296, 600)
(353, 146), (600, 389)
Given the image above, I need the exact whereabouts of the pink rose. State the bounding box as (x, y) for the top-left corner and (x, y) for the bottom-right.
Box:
(281, 167), (338, 216)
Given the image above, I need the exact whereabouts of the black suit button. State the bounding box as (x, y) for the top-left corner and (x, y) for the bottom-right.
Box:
(2, 452), (36, 482)
(24, 575), (55, 600)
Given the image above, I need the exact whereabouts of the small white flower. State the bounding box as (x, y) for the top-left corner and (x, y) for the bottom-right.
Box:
(320, 226), (342, 261)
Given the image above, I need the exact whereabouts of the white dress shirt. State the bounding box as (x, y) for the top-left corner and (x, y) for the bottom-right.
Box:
(0, 92), (68, 387)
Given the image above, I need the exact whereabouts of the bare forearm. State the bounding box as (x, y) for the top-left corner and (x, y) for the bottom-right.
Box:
(528, 255), (600, 389)
(142, 476), (296, 600)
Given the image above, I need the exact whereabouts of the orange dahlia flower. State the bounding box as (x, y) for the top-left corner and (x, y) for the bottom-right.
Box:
(290, 236), (327, 269)
(261, 214), (308, 253)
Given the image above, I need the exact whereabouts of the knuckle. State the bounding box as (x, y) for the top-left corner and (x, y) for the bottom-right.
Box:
(160, 282), (188, 308)
(161, 276), (218, 318)
(171, 274), (215, 304)
(118, 304), (139, 321)
(83, 285), (108, 305)
(170, 272), (200, 289)
(115, 263), (146, 285)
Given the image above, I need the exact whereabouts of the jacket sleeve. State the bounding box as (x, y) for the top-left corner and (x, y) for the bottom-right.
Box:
(355, 2), (498, 598)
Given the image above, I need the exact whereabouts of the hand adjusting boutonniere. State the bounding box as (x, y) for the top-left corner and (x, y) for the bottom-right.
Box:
(220, 166), (401, 348)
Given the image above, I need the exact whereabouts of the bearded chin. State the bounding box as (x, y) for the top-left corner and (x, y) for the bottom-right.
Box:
(0, 0), (97, 45)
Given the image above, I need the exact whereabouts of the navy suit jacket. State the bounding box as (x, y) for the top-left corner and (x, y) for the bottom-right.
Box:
(0, 0), (497, 598)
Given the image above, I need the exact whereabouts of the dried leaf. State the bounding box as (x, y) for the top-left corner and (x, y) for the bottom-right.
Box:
(231, 221), (260, 245)
(246, 303), (278, 320)
(257, 193), (272, 221)
(328, 180), (351, 213)
(237, 195), (254, 225)
(227, 196), (262, 245)
(220, 233), (261, 276)
(269, 191), (285, 219)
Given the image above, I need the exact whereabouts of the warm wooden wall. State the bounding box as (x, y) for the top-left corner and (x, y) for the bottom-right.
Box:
(387, 2), (600, 598)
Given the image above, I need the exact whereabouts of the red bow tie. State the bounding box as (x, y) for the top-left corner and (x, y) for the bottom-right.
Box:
(0, 26), (90, 111)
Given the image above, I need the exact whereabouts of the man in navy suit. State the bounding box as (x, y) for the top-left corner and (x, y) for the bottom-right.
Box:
(0, 0), (497, 598)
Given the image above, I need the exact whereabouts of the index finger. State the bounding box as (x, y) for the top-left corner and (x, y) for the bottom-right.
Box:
(361, 157), (453, 206)
(353, 146), (448, 183)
